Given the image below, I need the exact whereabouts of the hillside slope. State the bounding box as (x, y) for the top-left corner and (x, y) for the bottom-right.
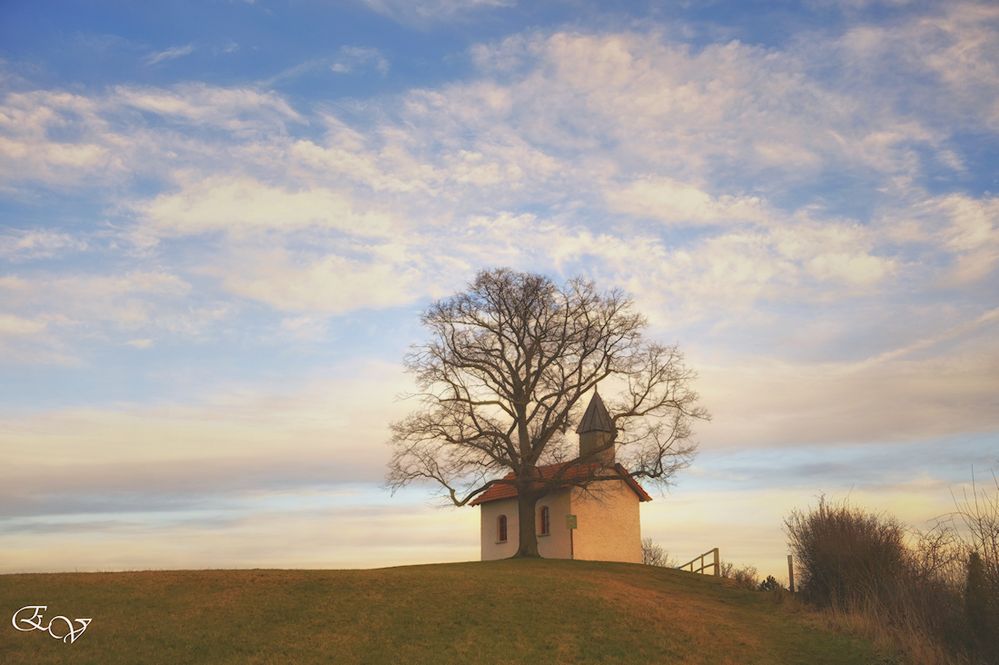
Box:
(0, 559), (882, 664)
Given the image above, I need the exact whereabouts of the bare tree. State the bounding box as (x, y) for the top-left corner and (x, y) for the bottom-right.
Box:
(387, 268), (708, 557)
(954, 471), (999, 584)
(642, 537), (675, 567)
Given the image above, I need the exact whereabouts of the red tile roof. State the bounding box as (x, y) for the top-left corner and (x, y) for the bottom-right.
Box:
(469, 462), (652, 505)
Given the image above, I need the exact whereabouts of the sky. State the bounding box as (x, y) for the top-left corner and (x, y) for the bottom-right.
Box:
(1, 0), (997, 580)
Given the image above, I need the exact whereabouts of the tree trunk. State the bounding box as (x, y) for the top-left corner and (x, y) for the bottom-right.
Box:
(514, 492), (541, 558)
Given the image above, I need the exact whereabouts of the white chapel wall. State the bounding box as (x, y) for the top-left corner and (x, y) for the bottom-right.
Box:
(536, 489), (572, 559)
(479, 498), (518, 561)
(479, 490), (574, 560)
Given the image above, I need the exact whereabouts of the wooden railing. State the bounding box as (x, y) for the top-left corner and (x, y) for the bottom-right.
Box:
(677, 547), (720, 576)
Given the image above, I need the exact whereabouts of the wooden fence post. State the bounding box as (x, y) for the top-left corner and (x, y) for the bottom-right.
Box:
(787, 554), (795, 593)
(713, 548), (720, 577)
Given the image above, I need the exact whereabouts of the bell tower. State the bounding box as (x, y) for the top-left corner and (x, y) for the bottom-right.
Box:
(576, 390), (616, 465)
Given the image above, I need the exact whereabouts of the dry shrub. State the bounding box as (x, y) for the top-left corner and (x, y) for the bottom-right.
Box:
(719, 561), (759, 590)
(731, 565), (760, 590)
(783, 474), (999, 664)
(642, 538), (675, 568)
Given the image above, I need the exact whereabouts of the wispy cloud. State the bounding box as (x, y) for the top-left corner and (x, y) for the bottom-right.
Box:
(258, 47), (390, 87)
(0, 229), (87, 261)
(331, 46), (390, 75)
(0, 360), (412, 504)
(144, 44), (195, 66)
(358, 0), (514, 25)
(0, 495), (479, 573)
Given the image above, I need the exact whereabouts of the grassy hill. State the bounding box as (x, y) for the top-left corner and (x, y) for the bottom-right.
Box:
(1, 559), (887, 664)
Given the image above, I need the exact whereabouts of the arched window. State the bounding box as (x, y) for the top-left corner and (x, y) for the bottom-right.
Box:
(497, 515), (508, 543)
(539, 506), (550, 536)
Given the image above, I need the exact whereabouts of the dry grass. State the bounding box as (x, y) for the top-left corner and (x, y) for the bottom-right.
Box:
(809, 603), (960, 665)
(0, 560), (886, 665)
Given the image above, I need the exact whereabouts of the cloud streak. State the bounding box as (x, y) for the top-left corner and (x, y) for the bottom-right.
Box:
(144, 44), (195, 66)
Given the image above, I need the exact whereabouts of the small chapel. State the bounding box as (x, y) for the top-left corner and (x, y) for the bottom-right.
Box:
(470, 391), (652, 563)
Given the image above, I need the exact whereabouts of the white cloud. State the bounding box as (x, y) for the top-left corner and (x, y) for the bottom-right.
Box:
(448, 211), (894, 328)
(805, 251), (892, 286)
(605, 176), (770, 226)
(772, 221), (895, 287)
(0, 90), (118, 185)
(135, 176), (401, 239)
(939, 195), (998, 253)
(0, 136), (109, 170)
(211, 246), (426, 314)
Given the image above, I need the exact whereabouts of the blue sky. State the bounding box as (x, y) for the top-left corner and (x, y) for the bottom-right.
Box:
(1, 0), (997, 577)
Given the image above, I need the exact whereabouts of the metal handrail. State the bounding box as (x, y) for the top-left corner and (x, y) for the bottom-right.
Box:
(677, 547), (720, 576)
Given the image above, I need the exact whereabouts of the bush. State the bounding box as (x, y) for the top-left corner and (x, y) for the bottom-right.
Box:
(785, 496), (908, 609)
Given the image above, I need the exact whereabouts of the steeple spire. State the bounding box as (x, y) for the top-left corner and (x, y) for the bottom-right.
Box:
(576, 390), (616, 464)
(576, 390), (615, 434)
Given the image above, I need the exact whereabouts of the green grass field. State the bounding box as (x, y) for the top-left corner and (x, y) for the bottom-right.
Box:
(1, 559), (888, 664)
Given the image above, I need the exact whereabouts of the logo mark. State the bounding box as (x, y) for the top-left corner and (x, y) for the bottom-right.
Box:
(12, 606), (91, 644)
